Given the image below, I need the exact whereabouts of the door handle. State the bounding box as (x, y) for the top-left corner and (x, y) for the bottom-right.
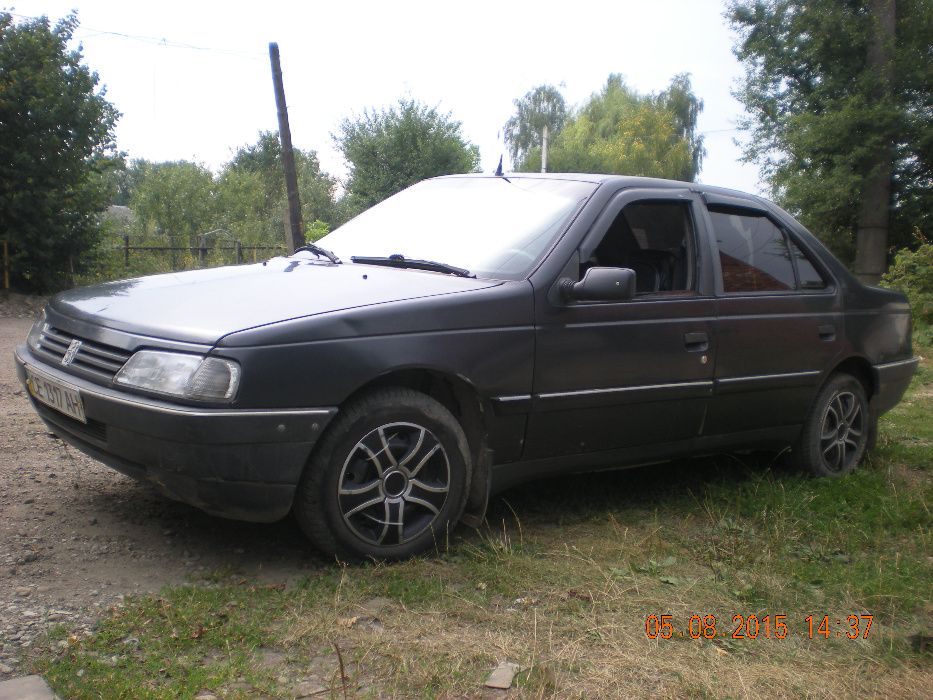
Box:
(818, 324), (836, 342)
(684, 331), (709, 352)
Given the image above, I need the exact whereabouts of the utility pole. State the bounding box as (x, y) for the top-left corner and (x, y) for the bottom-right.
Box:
(853, 0), (896, 285)
(541, 124), (549, 173)
(269, 42), (304, 254)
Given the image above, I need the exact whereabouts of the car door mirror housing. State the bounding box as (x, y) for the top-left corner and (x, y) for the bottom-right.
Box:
(560, 267), (636, 302)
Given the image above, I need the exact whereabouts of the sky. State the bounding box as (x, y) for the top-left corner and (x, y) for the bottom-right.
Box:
(6, 0), (763, 194)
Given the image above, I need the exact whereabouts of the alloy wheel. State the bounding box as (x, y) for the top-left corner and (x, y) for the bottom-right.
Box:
(337, 422), (451, 546)
(818, 391), (864, 473)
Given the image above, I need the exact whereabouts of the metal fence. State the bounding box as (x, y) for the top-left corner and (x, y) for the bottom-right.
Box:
(0, 236), (289, 290)
(119, 235), (287, 269)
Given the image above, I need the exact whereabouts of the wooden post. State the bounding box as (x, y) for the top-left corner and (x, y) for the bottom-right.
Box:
(123, 234), (130, 267)
(269, 42), (304, 254)
(235, 240), (243, 265)
(198, 235), (207, 268)
(2, 240), (9, 289)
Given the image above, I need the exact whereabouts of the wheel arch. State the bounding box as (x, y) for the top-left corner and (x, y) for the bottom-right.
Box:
(827, 356), (875, 399)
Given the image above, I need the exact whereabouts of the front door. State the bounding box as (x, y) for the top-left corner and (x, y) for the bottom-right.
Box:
(524, 189), (717, 459)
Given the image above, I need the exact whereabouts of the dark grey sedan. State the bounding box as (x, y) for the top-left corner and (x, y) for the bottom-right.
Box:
(15, 174), (918, 560)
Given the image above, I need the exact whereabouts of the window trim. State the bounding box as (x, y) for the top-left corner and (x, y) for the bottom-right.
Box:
(573, 196), (702, 304)
(783, 229), (832, 293)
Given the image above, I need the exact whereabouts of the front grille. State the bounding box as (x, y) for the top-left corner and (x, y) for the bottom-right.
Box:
(35, 326), (131, 384)
(34, 402), (108, 444)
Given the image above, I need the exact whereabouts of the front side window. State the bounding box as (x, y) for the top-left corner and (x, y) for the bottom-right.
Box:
(709, 208), (796, 293)
(584, 201), (696, 294)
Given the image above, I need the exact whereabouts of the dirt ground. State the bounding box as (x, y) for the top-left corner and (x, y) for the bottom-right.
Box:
(0, 304), (326, 676)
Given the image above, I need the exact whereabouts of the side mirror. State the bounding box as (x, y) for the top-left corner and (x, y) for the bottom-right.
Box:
(560, 267), (636, 302)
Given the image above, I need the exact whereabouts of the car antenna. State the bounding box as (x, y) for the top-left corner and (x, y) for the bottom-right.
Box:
(493, 155), (510, 182)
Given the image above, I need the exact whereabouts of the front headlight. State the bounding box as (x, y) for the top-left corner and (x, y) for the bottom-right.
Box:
(26, 309), (47, 352)
(114, 351), (240, 402)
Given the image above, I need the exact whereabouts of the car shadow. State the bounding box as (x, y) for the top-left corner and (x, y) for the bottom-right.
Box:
(77, 477), (331, 583)
(70, 449), (789, 584)
(484, 450), (791, 530)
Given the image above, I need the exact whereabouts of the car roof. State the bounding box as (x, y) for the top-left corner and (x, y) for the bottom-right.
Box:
(438, 172), (767, 204)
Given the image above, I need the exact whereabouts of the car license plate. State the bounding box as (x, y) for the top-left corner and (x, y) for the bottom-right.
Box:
(25, 368), (86, 423)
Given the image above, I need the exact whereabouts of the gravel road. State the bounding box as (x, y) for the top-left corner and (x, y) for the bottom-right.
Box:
(0, 302), (325, 677)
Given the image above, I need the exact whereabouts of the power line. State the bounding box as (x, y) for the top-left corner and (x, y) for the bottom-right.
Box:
(5, 11), (264, 61)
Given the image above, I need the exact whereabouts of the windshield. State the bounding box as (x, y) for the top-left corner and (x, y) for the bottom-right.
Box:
(317, 177), (597, 279)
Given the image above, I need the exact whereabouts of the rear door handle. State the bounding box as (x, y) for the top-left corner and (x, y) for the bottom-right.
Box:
(818, 324), (836, 341)
(684, 331), (709, 352)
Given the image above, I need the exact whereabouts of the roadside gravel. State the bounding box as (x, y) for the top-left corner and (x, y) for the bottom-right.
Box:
(0, 299), (325, 677)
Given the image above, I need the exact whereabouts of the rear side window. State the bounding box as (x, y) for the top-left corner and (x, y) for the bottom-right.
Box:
(709, 208), (796, 293)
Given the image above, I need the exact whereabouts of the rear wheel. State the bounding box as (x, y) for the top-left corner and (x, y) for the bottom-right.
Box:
(293, 388), (471, 560)
(794, 373), (870, 477)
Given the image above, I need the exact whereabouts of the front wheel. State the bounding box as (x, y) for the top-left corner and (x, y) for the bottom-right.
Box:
(293, 388), (471, 561)
(793, 373), (870, 477)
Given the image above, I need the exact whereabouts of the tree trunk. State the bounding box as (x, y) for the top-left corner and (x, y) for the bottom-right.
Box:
(854, 0), (896, 285)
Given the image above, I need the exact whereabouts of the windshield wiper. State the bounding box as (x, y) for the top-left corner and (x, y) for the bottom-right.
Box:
(350, 254), (473, 278)
(293, 243), (341, 264)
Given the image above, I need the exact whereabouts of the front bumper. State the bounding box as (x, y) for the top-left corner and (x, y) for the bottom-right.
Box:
(15, 344), (337, 522)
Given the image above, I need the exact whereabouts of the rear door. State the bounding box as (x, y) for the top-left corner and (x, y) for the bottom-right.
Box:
(524, 188), (717, 459)
(702, 194), (843, 435)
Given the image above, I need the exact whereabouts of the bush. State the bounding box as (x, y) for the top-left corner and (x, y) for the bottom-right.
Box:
(881, 239), (933, 344)
(305, 219), (330, 243)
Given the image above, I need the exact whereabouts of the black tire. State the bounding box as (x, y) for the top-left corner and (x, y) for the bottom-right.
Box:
(793, 373), (870, 477)
(293, 388), (471, 561)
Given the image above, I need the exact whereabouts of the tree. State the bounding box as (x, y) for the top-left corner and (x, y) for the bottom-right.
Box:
(503, 84), (568, 169)
(222, 131), (337, 238)
(335, 99), (480, 214)
(729, 0), (932, 282)
(214, 167), (270, 244)
(0, 12), (119, 292)
(130, 161), (217, 267)
(520, 75), (705, 181)
(657, 74), (706, 181)
(105, 158), (152, 207)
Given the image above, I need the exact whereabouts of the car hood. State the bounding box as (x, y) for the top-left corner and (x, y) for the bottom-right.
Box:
(50, 258), (501, 345)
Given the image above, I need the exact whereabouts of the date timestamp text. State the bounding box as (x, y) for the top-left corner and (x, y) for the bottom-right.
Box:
(645, 614), (873, 640)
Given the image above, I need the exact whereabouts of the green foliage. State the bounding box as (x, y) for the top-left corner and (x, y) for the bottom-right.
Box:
(110, 133), (337, 262)
(305, 219), (329, 242)
(502, 84), (568, 166)
(130, 161), (217, 249)
(335, 99), (480, 214)
(658, 74), (706, 180)
(728, 0), (933, 261)
(0, 12), (119, 292)
(881, 237), (933, 343)
(214, 167), (271, 244)
(223, 131), (338, 236)
(518, 74), (704, 181)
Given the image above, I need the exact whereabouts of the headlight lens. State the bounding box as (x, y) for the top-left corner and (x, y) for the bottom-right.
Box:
(26, 309), (47, 352)
(114, 351), (240, 402)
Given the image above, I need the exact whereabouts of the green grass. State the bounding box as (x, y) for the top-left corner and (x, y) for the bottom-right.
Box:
(28, 348), (933, 698)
